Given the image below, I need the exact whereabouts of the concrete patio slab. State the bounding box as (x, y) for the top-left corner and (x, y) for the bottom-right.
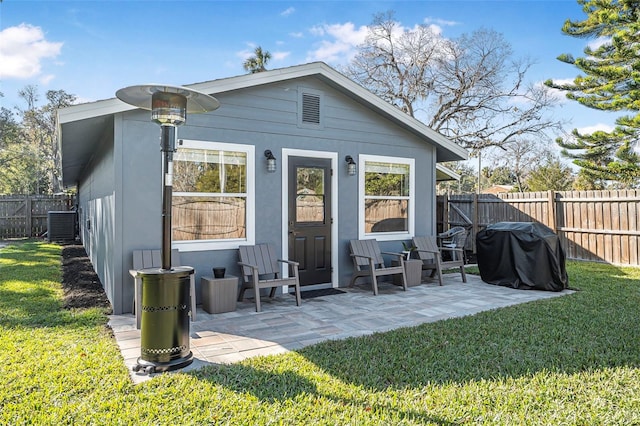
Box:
(108, 273), (573, 384)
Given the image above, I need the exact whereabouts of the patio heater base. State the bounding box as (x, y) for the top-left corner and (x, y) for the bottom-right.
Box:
(133, 352), (194, 374)
(132, 266), (194, 375)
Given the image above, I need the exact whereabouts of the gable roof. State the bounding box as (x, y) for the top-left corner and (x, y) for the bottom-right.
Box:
(58, 61), (467, 187)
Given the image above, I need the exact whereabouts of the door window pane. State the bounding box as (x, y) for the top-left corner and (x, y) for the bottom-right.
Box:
(296, 167), (325, 223)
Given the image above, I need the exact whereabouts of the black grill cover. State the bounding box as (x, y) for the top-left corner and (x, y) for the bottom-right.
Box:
(476, 222), (568, 291)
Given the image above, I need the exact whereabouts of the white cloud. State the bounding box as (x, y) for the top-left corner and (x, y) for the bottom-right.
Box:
(273, 51), (290, 61)
(588, 36), (610, 51)
(424, 16), (458, 29)
(541, 78), (573, 103)
(307, 22), (368, 63)
(280, 7), (295, 17)
(39, 74), (55, 85)
(577, 123), (615, 134)
(309, 26), (325, 37)
(0, 24), (63, 79)
(236, 49), (254, 60)
(289, 32), (304, 38)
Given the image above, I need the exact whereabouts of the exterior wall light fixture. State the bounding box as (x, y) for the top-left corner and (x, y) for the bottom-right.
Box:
(345, 155), (357, 176)
(264, 149), (277, 173)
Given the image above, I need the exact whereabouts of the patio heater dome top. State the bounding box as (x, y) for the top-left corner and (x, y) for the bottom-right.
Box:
(116, 84), (220, 125)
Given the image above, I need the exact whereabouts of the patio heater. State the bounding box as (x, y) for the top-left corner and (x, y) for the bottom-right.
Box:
(116, 84), (219, 374)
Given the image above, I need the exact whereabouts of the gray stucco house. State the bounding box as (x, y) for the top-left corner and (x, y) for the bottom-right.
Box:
(57, 62), (467, 315)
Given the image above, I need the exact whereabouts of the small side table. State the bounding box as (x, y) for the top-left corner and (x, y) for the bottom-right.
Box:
(392, 259), (423, 287)
(201, 275), (238, 314)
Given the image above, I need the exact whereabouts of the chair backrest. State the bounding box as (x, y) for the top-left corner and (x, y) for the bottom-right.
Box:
(412, 236), (440, 262)
(132, 249), (180, 270)
(451, 229), (468, 249)
(349, 239), (384, 269)
(440, 226), (466, 244)
(238, 244), (280, 277)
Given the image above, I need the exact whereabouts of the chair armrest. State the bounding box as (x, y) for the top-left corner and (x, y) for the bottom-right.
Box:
(277, 259), (300, 267)
(278, 259), (300, 277)
(381, 251), (405, 261)
(350, 253), (374, 260)
(439, 247), (464, 254)
(415, 248), (440, 255)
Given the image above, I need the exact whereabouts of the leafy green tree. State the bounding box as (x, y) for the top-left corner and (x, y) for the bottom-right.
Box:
(545, 0), (640, 188)
(573, 168), (606, 190)
(525, 157), (575, 191)
(0, 86), (75, 194)
(19, 87), (76, 193)
(436, 162), (478, 194)
(0, 100), (35, 194)
(0, 103), (21, 151)
(243, 46), (271, 74)
(485, 166), (515, 186)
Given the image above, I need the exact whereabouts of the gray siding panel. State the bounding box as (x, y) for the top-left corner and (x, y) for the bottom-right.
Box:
(77, 128), (118, 311)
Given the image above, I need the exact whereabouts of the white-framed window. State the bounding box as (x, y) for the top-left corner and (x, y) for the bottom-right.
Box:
(172, 139), (255, 251)
(358, 154), (415, 241)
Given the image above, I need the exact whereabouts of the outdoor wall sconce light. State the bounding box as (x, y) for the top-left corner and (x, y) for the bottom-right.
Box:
(345, 155), (357, 176)
(265, 149), (277, 173)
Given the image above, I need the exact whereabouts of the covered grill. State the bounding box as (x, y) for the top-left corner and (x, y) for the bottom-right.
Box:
(476, 222), (568, 291)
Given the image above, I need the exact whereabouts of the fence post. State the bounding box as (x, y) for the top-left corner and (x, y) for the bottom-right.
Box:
(472, 193), (479, 253)
(26, 196), (33, 238)
(547, 190), (556, 231)
(443, 192), (449, 232)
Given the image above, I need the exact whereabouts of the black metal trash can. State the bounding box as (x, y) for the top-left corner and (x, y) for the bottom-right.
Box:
(134, 266), (194, 374)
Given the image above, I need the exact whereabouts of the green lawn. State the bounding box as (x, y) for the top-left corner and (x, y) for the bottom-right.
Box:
(1, 241), (640, 425)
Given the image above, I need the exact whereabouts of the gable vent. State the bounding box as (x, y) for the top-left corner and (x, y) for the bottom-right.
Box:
(302, 93), (321, 124)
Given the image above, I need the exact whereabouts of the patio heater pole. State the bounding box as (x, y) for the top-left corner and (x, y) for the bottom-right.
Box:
(160, 124), (175, 270)
(116, 85), (219, 374)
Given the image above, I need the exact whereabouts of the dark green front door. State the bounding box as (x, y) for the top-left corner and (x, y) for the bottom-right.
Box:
(288, 156), (332, 286)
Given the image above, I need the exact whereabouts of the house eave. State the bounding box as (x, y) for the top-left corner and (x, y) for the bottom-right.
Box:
(57, 62), (468, 187)
(436, 164), (461, 181)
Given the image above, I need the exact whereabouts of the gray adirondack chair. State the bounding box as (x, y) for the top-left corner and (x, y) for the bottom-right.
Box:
(412, 235), (466, 286)
(349, 239), (407, 295)
(129, 249), (197, 329)
(237, 243), (302, 312)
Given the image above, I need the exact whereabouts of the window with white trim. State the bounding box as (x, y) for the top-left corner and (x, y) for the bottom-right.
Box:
(359, 155), (415, 241)
(172, 139), (254, 250)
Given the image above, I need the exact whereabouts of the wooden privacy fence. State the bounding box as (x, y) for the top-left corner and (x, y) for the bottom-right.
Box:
(438, 190), (640, 267)
(0, 194), (75, 239)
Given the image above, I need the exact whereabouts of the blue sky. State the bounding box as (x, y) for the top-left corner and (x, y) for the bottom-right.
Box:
(0, 0), (618, 138)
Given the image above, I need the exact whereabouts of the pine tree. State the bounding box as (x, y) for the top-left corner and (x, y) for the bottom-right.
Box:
(545, 0), (640, 188)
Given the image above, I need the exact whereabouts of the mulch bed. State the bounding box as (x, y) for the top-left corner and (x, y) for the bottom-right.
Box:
(61, 244), (112, 313)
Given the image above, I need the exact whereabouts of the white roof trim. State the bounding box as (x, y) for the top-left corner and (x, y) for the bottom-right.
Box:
(436, 164), (461, 181)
